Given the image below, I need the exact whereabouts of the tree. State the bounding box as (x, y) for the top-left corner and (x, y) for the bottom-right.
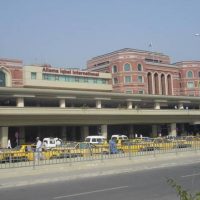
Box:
(167, 178), (200, 200)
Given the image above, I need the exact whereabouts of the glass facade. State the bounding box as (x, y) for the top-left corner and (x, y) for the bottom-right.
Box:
(42, 73), (108, 84)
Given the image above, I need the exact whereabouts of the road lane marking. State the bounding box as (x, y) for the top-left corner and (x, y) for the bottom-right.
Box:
(53, 185), (129, 199)
(181, 173), (200, 178)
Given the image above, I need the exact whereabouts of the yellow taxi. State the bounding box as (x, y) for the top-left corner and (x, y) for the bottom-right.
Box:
(56, 142), (109, 158)
(2, 144), (36, 162)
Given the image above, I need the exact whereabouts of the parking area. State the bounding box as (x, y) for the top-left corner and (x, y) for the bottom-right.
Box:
(0, 136), (200, 169)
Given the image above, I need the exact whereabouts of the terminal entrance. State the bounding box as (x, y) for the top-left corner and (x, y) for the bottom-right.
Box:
(6, 123), (200, 148)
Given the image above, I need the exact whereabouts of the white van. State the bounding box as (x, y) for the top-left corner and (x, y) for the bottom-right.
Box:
(111, 135), (128, 141)
(43, 137), (62, 149)
(85, 136), (106, 144)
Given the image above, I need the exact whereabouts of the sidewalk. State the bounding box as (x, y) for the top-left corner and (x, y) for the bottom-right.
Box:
(0, 151), (199, 189)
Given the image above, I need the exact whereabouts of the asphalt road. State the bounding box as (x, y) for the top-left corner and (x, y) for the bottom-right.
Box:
(0, 162), (200, 200)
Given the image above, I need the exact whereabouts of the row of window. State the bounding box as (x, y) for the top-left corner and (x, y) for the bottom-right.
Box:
(112, 63), (143, 73)
(125, 89), (144, 94)
(112, 65), (200, 79)
(113, 76), (143, 84)
(113, 75), (198, 89)
(186, 71), (200, 78)
(187, 81), (200, 89)
(31, 73), (108, 84)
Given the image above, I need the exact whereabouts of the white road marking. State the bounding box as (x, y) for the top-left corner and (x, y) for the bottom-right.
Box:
(53, 185), (129, 199)
(181, 173), (200, 178)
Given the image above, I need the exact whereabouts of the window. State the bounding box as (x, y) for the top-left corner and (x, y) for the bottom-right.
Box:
(75, 77), (79, 82)
(112, 65), (118, 73)
(187, 81), (194, 88)
(137, 64), (142, 71)
(92, 138), (96, 143)
(31, 72), (37, 80)
(102, 79), (106, 84)
(124, 63), (131, 72)
(55, 75), (59, 81)
(187, 71), (193, 78)
(113, 77), (118, 84)
(84, 77), (88, 83)
(198, 72), (200, 78)
(0, 71), (6, 86)
(43, 74), (48, 80)
(125, 76), (131, 83)
(138, 90), (144, 94)
(138, 76), (143, 83)
(125, 90), (132, 94)
(189, 92), (194, 96)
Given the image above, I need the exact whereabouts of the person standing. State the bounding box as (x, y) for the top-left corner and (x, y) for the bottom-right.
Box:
(109, 138), (117, 154)
(7, 139), (12, 149)
(36, 137), (42, 160)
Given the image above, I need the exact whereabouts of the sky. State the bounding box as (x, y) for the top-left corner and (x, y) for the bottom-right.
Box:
(0, 0), (200, 68)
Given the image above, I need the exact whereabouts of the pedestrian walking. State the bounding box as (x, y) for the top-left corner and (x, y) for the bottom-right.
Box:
(35, 137), (42, 160)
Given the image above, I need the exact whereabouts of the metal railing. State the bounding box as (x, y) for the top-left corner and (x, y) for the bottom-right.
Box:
(0, 140), (199, 169)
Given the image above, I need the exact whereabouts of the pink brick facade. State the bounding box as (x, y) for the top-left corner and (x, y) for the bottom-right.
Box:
(87, 48), (200, 96)
(0, 58), (23, 87)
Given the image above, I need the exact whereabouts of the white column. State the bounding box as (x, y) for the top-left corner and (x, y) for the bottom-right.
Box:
(0, 127), (8, 148)
(154, 102), (160, 110)
(101, 125), (108, 139)
(127, 101), (132, 109)
(96, 100), (102, 109)
(59, 99), (66, 108)
(81, 126), (89, 140)
(152, 74), (155, 94)
(165, 75), (168, 95)
(158, 74), (162, 95)
(169, 123), (177, 137)
(16, 97), (24, 107)
(171, 76), (174, 95)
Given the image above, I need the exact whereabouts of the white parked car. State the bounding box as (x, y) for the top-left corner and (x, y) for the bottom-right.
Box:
(111, 135), (128, 141)
(43, 137), (63, 149)
(85, 136), (106, 144)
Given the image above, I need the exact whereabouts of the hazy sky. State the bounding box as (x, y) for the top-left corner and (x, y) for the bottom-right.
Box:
(0, 0), (200, 68)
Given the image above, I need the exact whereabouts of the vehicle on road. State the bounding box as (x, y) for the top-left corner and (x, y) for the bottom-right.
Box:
(43, 137), (62, 149)
(2, 144), (36, 162)
(85, 136), (106, 144)
(57, 142), (109, 158)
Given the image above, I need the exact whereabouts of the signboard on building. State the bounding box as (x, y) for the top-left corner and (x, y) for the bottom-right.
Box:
(42, 67), (99, 77)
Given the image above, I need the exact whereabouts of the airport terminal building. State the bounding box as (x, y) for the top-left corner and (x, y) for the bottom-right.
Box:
(0, 48), (200, 148)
